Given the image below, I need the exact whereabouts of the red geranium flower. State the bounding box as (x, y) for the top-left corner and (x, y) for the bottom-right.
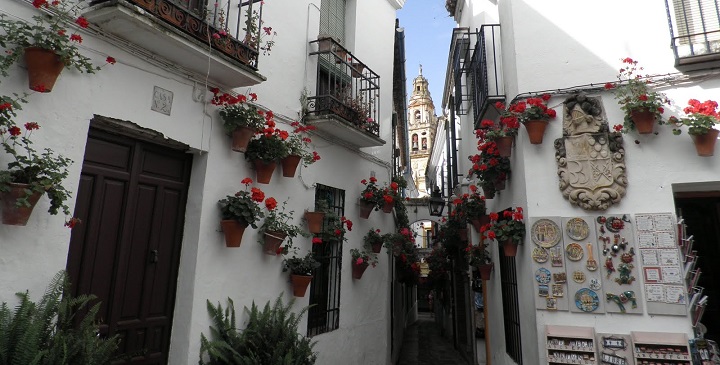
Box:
(250, 187), (265, 202)
(106, 56), (116, 64)
(24, 122), (40, 130)
(8, 126), (21, 136)
(241, 177), (253, 185)
(75, 16), (89, 28)
(70, 34), (83, 43)
(312, 237), (323, 245)
(264, 197), (277, 210)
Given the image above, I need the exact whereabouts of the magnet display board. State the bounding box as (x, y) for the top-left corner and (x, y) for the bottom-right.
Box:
(563, 216), (605, 314)
(530, 217), (569, 311)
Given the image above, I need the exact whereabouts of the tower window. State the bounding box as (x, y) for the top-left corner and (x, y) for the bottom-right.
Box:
(412, 134), (418, 150)
(422, 138), (427, 150)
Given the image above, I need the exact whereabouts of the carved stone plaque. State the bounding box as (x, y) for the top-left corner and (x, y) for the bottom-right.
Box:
(555, 94), (626, 210)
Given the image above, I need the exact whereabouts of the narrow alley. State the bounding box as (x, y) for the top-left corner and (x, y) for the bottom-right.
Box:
(398, 312), (487, 365)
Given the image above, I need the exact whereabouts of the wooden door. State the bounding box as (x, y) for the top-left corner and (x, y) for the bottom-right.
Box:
(67, 128), (192, 364)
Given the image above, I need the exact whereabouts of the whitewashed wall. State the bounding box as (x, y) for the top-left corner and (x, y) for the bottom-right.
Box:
(448, 1), (720, 365)
(0, 0), (402, 363)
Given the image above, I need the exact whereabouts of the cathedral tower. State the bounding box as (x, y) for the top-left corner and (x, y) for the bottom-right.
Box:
(407, 66), (437, 197)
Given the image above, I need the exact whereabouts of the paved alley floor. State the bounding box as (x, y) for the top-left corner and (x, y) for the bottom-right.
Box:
(397, 312), (472, 365)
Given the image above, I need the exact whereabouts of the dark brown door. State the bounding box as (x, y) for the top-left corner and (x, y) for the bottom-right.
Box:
(67, 128), (192, 364)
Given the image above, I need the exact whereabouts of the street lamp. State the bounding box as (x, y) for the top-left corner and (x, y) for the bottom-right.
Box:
(428, 186), (445, 216)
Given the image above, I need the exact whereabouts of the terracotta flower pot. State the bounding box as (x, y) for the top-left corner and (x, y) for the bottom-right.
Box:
(381, 201), (394, 213)
(470, 215), (490, 233)
(359, 200), (375, 219)
(482, 183), (496, 199)
(503, 240), (519, 257)
(493, 177), (506, 191)
(291, 274), (313, 297)
(304, 211), (325, 234)
(370, 241), (383, 254)
(691, 129), (719, 157)
(24, 47), (64, 92)
(220, 219), (249, 247)
(0, 183), (43, 226)
(352, 261), (369, 279)
(253, 160), (276, 184)
(524, 120), (549, 144)
(458, 228), (468, 242)
(231, 126), (256, 152)
(262, 230), (287, 255)
(317, 37), (333, 52)
(335, 49), (348, 63)
(281, 155), (302, 177)
(351, 63), (365, 78)
(630, 109), (656, 134)
(495, 136), (513, 157)
(478, 263), (493, 281)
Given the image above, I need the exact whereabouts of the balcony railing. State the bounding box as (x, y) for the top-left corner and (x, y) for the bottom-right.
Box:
(306, 38), (383, 148)
(665, 0), (720, 68)
(449, 28), (472, 115)
(470, 24), (504, 126)
(85, 0), (266, 87)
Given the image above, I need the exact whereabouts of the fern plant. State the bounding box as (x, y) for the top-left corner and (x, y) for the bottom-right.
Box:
(0, 271), (120, 365)
(199, 295), (317, 365)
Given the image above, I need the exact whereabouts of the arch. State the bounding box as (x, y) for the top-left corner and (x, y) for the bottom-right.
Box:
(421, 138), (427, 150)
(412, 133), (418, 150)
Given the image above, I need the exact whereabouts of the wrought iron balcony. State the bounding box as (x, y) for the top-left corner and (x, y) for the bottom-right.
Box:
(665, 0), (720, 69)
(305, 38), (384, 149)
(84, 0), (266, 88)
(470, 24), (504, 126)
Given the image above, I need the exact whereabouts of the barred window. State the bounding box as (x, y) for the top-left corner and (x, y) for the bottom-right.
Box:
(500, 250), (523, 364)
(666, 0), (720, 62)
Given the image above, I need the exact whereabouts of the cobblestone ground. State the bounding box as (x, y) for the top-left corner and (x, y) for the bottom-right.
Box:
(398, 312), (469, 365)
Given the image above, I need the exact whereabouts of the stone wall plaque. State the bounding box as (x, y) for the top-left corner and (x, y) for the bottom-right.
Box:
(555, 94), (627, 210)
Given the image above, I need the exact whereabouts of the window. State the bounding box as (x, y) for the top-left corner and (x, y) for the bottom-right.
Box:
(412, 134), (419, 150)
(320, 0), (345, 45)
(317, 0), (347, 98)
(307, 184), (345, 336)
(422, 138), (427, 150)
(666, 0), (720, 63)
(415, 110), (421, 120)
(500, 252), (522, 364)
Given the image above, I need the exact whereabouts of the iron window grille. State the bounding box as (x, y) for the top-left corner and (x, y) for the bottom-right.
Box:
(470, 24), (505, 127)
(665, 0), (720, 66)
(307, 184), (345, 336)
(499, 253), (523, 365)
(449, 28), (472, 115)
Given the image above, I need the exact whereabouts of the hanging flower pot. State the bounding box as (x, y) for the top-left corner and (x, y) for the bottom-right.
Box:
(290, 274), (313, 297)
(220, 219), (249, 247)
(253, 160), (277, 184)
(495, 136), (513, 157)
(352, 261), (369, 279)
(524, 120), (549, 144)
(359, 200), (375, 219)
(370, 241), (383, 254)
(630, 109), (656, 134)
(690, 129), (719, 157)
(24, 47), (64, 93)
(281, 155), (302, 177)
(381, 200), (394, 213)
(482, 183), (496, 199)
(351, 62), (365, 78)
(262, 231), (287, 255)
(470, 215), (490, 233)
(493, 177), (506, 191)
(477, 263), (493, 280)
(503, 240), (519, 257)
(0, 183), (43, 226)
(458, 228), (468, 242)
(304, 211), (325, 234)
(231, 126), (256, 152)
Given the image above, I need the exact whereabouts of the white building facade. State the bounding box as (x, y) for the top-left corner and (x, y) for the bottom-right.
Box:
(0, 0), (406, 363)
(439, 1), (720, 364)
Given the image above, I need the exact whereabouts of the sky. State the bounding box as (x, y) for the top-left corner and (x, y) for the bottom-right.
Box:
(397, 1), (457, 115)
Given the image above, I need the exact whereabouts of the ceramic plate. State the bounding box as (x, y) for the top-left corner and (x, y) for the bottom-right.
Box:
(532, 247), (549, 263)
(566, 243), (584, 261)
(531, 219), (561, 248)
(535, 268), (551, 284)
(566, 218), (590, 241)
(575, 288), (600, 312)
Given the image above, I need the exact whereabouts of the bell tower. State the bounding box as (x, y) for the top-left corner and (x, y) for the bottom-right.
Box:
(407, 65), (438, 197)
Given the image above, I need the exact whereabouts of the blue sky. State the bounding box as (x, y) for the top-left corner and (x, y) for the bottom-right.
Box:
(397, 2), (456, 115)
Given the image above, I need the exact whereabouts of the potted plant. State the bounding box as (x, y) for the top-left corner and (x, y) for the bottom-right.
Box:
(607, 57), (669, 134)
(458, 185), (487, 232)
(211, 90), (268, 152)
(426, 246), (449, 289)
(467, 244), (493, 280)
(349, 248), (377, 280)
(0, 121), (74, 226)
(468, 152), (511, 198)
(358, 175), (382, 218)
(200, 295), (317, 365)
(379, 180), (401, 213)
(283, 251), (321, 297)
(217, 177), (265, 247)
(258, 197), (307, 255)
(363, 228), (384, 253)
(481, 207), (525, 257)
(244, 125), (290, 184)
(0, 0), (106, 92)
(303, 199), (328, 234)
(318, 209), (353, 244)
(670, 99), (720, 156)
(476, 117), (519, 156)
(281, 121), (320, 178)
(499, 94), (557, 144)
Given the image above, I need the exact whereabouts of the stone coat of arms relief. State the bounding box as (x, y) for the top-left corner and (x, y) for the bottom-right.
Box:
(554, 94), (627, 210)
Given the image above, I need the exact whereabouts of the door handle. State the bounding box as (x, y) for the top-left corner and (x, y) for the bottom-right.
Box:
(150, 249), (159, 263)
